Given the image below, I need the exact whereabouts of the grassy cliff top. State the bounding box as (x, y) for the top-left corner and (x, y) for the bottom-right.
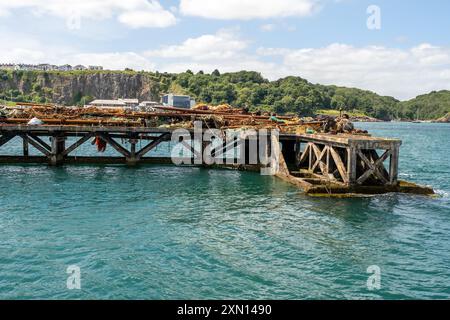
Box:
(0, 69), (449, 120)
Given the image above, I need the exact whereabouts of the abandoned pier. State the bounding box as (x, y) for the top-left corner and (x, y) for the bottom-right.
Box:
(0, 124), (433, 196)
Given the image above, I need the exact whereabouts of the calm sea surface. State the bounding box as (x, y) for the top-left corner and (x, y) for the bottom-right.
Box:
(0, 122), (449, 299)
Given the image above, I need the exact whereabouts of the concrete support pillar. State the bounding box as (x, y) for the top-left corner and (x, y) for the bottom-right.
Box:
(126, 138), (138, 166)
(50, 135), (66, 166)
(347, 147), (357, 185)
(389, 145), (400, 185)
(23, 135), (29, 157)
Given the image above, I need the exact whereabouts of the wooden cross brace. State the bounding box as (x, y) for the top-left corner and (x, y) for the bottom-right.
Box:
(356, 149), (391, 185)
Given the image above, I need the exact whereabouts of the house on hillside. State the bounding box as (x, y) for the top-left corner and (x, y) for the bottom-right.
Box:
(36, 64), (51, 71)
(0, 63), (15, 70)
(58, 64), (72, 71)
(88, 66), (103, 70)
(73, 65), (87, 71)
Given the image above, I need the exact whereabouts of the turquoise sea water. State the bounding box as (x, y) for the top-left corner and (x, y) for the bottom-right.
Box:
(0, 122), (449, 299)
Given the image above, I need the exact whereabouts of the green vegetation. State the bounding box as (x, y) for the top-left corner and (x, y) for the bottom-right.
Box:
(398, 90), (450, 120)
(316, 109), (369, 117)
(0, 69), (449, 120)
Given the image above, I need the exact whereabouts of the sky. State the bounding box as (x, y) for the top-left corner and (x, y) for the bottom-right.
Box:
(0, 0), (449, 100)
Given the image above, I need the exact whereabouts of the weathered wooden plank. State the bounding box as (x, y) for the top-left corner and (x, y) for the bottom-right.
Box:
(368, 149), (391, 184)
(22, 135), (29, 157)
(310, 143), (327, 174)
(389, 146), (400, 184)
(330, 146), (349, 184)
(98, 133), (130, 157)
(298, 143), (310, 165)
(25, 134), (51, 157)
(308, 143), (313, 170)
(0, 134), (15, 148)
(356, 149), (390, 184)
(28, 133), (51, 151)
(136, 133), (170, 158)
(347, 147), (357, 184)
(61, 133), (93, 157)
(369, 149), (389, 178)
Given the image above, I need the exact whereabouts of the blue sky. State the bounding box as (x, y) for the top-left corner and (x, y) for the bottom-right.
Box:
(1, 0), (449, 100)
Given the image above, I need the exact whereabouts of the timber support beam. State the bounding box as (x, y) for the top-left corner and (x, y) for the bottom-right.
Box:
(296, 136), (401, 187)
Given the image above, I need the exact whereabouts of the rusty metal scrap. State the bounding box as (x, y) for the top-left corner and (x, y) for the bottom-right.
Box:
(0, 103), (367, 135)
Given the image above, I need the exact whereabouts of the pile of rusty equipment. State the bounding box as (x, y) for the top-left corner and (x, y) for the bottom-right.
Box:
(0, 102), (368, 135)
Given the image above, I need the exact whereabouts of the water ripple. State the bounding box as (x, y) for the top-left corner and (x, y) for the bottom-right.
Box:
(0, 123), (450, 299)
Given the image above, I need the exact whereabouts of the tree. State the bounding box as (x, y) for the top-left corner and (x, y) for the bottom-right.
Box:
(3, 69), (449, 120)
(236, 88), (253, 107)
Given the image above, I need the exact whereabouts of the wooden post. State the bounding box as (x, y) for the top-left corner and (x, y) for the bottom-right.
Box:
(50, 135), (66, 166)
(127, 138), (138, 166)
(325, 145), (330, 175)
(295, 141), (302, 166)
(22, 134), (29, 157)
(308, 143), (313, 171)
(389, 144), (400, 185)
(347, 146), (357, 185)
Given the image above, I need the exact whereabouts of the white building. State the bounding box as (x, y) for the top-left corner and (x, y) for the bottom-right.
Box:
(162, 94), (195, 109)
(58, 64), (73, 71)
(73, 65), (87, 71)
(139, 101), (159, 107)
(88, 99), (127, 108)
(88, 98), (141, 109)
(0, 63), (101, 71)
(121, 99), (139, 107)
(0, 63), (16, 70)
(89, 66), (103, 70)
(37, 64), (51, 71)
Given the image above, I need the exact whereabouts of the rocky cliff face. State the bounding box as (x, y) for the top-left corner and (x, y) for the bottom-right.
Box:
(0, 71), (164, 105)
(435, 113), (450, 123)
(50, 72), (162, 104)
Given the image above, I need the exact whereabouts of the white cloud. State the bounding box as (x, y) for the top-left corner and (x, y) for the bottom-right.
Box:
(145, 29), (248, 60)
(259, 43), (450, 99)
(0, 32), (155, 71)
(158, 60), (277, 76)
(148, 34), (450, 99)
(70, 52), (156, 71)
(1, 27), (450, 100)
(260, 23), (297, 33)
(145, 28), (278, 75)
(0, 0), (176, 28)
(260, 24), (276, 32)
(179, 0), (318, 20)
(118, 9), (176, 29)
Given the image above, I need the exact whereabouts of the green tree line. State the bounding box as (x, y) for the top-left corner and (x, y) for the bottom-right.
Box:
(1, 69), (449, 120)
